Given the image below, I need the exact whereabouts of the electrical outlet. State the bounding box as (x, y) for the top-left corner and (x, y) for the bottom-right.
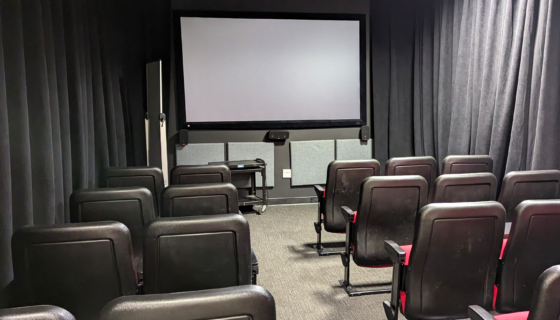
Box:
(283, 169), (292, 178)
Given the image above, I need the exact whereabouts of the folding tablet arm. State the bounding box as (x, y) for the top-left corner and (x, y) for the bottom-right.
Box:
(383, 240), (406, 320)
(468, 306), (497, 320)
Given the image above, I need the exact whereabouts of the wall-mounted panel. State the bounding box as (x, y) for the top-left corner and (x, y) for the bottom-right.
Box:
(175, 143), (225, 166)
(336, 139), (372, 160)
(228, 142), (274, 187)
(290, 140), (335, 186)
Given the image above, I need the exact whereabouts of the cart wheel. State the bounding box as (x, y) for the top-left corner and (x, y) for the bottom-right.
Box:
(258, 205), (267, 215)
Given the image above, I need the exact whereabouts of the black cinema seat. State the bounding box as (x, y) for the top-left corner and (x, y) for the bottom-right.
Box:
(313, 160), (380, 256)
(160, 182), (258, 284)
(0, 306), (75, 320)
(170, 164), (231, 185)
(383, 201), (506, 320)
(430, 173), (497, 203)
(441, 155), (493, 174)
(385, 156), (438, 194)
(143, 214), (252, 294)
(100, 285), (276, 320)
(69, 187), (156, 273)
(498, 170), (560, 221)
(161, 183), (239, 217)
(469, 265), (560, 320)
(104, 167), (164, 216)
(494, 200), (560, 313)
(12, 222), (138, 320)
(340, 175), (428, 296)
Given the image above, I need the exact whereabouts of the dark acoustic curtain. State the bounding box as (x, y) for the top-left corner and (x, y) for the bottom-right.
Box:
(0, 0), (147, 305)
(372, 0), (560, 179)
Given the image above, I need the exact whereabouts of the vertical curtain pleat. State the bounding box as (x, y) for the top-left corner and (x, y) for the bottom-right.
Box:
(0, 6), (14, 304)
(2, 0), (34, 231)
(51, 0), (73, 223)
(0, 0), (139, 305)
(21, 0), (57, 225)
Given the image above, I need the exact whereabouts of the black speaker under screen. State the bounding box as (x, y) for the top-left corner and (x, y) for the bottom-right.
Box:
(268, 130), (289, 140)
(179, 129), (189, 146)
(360, 126), (369, 141)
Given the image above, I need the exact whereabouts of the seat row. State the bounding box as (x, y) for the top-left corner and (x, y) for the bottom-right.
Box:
(10, 213), (255, 320)
(0, 285), (276, 320)
(380, 201), (560, 320)
(315, 157), (560, 255)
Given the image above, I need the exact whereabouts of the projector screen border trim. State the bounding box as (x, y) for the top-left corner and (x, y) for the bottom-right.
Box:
(173, 10), (367, 130)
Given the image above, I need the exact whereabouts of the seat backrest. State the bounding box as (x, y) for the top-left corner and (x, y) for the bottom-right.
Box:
(430, 173), (497, 203)
(496, 200), (560, 313)
(527, 265), (560, 320)
(12, 222), (137, 320)
(385, 156), (438, 193)
(0, 306), (76, 320)
(441, 155), (493, 174)
(143, 214), (252, 294)
(498, 170), (560, 221)
(353, 176), (428, 266)
(170, 165), (231, 185)
(100, 285), (276, 320)
(404, 202), (505, 319)
(104, 167), (164, 216)
(324, 160), (380, 233)
(69, 187), (155, 267)
(160, 183), (239, 217)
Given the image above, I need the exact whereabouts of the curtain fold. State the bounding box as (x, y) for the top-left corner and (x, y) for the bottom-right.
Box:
(0, 0), (146, 306)
(373, 0), (560, 177)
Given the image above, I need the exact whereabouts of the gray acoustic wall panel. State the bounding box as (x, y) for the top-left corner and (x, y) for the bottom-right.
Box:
(227, 142), (274, 187)
(175, 143), (225, 166)
(336, 139), (372, 160)
(290, 140), (335, 186)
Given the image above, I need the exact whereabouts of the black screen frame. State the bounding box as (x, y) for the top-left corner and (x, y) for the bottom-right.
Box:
(173, 11), (367, 130)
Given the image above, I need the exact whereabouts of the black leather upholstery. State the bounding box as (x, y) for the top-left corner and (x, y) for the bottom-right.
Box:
(323, 160), (380, 233)
(143, 214), (252, 294)
(468, 265), (560, 320)
(69, 187), (155, 269)
(441, 155), (493, 174)
(526, 265), (560, 320)
(498, 170), (560, 221)
(353, 176), (428, 266)
(0, 306), (75, 320)
(404, 202), (505, 319)
(496, 200), (560, 313)
(170, 165), (231, 185)
(12, 222), (137, 320)
(104, 167), (164, 216)
(160, 183), (239, 217)
(100, 285), (276, 320)
(385, 156), (438, 194)
(431, 173), (497, 203)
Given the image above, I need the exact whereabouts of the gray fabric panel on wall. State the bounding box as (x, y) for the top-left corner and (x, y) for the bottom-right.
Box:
(290, 140), (335, 186)
(336, 139), (372, 160)
(228, 142), (274, 187)
(175, 143), (225, 166)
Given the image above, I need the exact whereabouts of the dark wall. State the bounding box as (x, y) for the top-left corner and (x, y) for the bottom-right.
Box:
(167, 0), (371, 200)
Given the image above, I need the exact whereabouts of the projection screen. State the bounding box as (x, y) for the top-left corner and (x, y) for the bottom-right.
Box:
(174, 12), (366, 129)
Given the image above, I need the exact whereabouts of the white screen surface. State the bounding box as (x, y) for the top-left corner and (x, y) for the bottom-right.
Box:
(180, 17), (362, 123)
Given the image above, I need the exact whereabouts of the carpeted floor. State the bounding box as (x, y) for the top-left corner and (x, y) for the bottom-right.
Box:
(244, 203), (397, 320)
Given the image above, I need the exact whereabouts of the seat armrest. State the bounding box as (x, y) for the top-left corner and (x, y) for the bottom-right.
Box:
(385, 240), (406, 264)
(341, 206), (355, 223)
(468, 306), (496, 320)
(314, 185), (325, 198)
